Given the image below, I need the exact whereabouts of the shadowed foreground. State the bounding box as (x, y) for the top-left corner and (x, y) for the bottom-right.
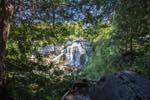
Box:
(62, 71), (150, 100)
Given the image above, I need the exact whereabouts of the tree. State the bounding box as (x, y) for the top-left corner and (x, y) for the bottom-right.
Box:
(80, 0), (150, 79)
(113, 0), (149, 61)
(0, 0), (15, 99)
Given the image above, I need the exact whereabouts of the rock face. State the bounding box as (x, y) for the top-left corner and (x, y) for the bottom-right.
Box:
(62, 39), (92, 68)
(62, 71), (150, 100)
(39, 39), (93, 69)
(39, 45), (61, 56)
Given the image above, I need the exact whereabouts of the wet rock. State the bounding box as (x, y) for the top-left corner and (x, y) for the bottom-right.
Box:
(39, 45), (61, 56)
(39, 39), (93, 69)
(62, 71), (150, 100)
(63, 39), (93, 68)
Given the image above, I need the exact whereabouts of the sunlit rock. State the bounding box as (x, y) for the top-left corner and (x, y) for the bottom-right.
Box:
(63, 39), (93, 68)
(39, 39), (93, 69)
(39, 45), (61, 56)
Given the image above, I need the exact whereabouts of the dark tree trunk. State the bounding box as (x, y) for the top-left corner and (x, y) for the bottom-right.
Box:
(0, 0), (14, 99)
(146, 0), (150, 33)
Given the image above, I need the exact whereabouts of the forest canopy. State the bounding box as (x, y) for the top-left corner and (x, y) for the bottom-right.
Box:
(0, 0), (150, 100)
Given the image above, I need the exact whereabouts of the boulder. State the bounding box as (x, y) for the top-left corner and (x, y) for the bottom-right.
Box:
(62, 71), (150, 100)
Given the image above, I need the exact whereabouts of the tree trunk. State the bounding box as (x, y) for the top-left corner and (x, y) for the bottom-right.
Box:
(0, 0), (14, 99)
(147, 0), (150, 33)
(129, 28), (133, 64)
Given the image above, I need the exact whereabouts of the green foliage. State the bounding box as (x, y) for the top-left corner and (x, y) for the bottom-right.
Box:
(5, 0), (150, 99)
(113, 0), (149, 51)
(7, 22), (90, 60)
(112, 0), (150, 75)
(79, 0), (150, 80)
(6, 22), (96, 99)
(79, 25), (119, 79)
(6, 58), (74, 100)
(79, 42), (119, 79)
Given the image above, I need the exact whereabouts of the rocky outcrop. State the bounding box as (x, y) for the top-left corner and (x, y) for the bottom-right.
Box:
(39, 39), (93, 69)
(61, 39), (92, 68)
(39, 45), (61, 56)
(62, 71), (150, 100)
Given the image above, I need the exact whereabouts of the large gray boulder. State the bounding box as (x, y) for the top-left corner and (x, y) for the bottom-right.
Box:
(62, 71), (150, 100)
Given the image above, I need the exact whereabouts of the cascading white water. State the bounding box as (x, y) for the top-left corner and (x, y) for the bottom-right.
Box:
(39, 39), (93, 68)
